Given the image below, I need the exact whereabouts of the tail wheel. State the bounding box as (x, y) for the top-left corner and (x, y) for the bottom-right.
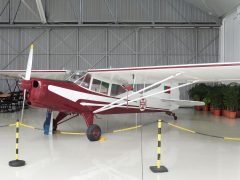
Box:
(86, 124), (101, 141)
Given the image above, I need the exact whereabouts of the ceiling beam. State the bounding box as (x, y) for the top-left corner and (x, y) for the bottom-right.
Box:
(0, 22), (220, 28)
(36, 0), (47, 24)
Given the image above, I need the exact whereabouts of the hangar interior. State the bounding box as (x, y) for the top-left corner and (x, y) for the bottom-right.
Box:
(0, 0), (240, 180)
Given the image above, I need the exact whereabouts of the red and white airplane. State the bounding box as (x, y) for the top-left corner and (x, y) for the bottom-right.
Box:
(1, 45), (240, 141)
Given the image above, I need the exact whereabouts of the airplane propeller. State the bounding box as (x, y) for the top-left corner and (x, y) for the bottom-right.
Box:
(20, 44), (34, 122)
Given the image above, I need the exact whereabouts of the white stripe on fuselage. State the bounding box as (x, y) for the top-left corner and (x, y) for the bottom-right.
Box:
(48, 85), (170, 111)
(48, 85), (136, 105)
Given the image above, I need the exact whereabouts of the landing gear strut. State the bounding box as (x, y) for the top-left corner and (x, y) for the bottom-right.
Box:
(52, 112), (102, 141)
(86, 124), (101, 141)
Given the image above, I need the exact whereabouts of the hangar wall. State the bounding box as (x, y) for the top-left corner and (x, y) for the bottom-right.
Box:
(0, 0), (219, 95)
(220, 5), (240, 62)
(0, 27), (219, 92)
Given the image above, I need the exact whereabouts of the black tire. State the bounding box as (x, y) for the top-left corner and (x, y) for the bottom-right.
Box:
(86, 124), (101, 141)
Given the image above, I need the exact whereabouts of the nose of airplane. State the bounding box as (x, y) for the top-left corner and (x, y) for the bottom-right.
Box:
(20, 80), (32, 90)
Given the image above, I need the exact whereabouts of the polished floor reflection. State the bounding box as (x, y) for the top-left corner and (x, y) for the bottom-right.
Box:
(0, 108), (240, 180)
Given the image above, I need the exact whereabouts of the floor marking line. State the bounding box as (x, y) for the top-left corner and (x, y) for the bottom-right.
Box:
(59, 131), (85, 135)
(113, 125), (142, 133)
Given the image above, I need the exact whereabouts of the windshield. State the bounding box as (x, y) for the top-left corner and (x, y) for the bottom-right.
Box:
(68, 72), (91, 89)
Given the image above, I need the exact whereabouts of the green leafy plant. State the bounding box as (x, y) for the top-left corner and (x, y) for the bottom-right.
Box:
(192, 94), (200, 101)
(188, 83), (210, 101)
(223, 84), (239, 111)
(203, 96), (211, 105)
(209, 84), (224, 109)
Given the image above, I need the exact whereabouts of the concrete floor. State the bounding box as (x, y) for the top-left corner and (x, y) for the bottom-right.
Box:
(0, 108), (240, 180)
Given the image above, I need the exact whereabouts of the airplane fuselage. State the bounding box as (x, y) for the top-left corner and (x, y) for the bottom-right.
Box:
(22, 78), (170, 115)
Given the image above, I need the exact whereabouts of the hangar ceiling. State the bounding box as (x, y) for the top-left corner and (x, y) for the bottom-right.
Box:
(184, 0), (240, 17)
(0, 0), (221, 25)
(0, 0), (221, 96)
(0, 0), (238, 25)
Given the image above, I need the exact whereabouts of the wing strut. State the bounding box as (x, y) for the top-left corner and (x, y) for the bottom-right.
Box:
(93, 72), (183, 114)
(94, 80), (200, 114)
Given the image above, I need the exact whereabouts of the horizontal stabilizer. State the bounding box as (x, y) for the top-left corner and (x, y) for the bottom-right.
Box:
(160, 98), (205, 108)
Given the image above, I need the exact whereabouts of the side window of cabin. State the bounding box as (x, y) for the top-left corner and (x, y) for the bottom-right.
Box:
(91, 79), (101, 92)
(81, 74), (91, 89)
(111, 84), (126, 96)
(100, 81), (109, 95)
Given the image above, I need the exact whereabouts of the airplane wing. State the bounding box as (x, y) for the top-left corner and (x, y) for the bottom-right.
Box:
(88, 62), (240, 84)
(90, 62), (240, 114)
(0, 70), (71, 80)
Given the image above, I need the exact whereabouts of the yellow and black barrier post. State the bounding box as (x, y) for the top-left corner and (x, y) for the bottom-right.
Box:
(9, 119), (26, 167)
(150, 119), (168, 173)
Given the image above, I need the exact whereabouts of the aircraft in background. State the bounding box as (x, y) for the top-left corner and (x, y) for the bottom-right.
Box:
(1, 45), (240, 141)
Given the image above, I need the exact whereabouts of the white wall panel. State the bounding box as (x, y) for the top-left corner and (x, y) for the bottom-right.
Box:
(20, 29), (49, 69)
(78, 28), (106, 70)
(198, 28), (219, 63)
(108, 55), (136, 68)
(47, 0), (79, 23)
(221, 6), (240, 62)
(116, 0), (153, 22)
(0, 29), (19, 70)
(13, 0), (41, 23)
(154, 0), (217, 23)
(82, 0), (116, 22)
(0, 0), (9, 22)
(49, 29), (78, 70)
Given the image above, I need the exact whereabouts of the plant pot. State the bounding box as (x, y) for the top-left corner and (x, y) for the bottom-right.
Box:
(194, 106), (202, 111)
(211, 109), (222, 116)
(223, 109), (228, 117)
(203, 105), (209, 111)
(236, 111), (240, 118)
(226, 111), (237, 119)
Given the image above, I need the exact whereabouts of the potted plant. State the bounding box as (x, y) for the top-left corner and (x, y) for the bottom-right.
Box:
(192, 94), (202, 110)
(188, 83), (209, 111)
(223, 84), (239, 119)
(209, 84), (223, 116)
(237, 84), (240, 118)
(202, 96), (211, 111)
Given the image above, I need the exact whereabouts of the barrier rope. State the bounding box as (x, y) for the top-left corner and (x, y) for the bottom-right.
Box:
(112, 120), (240, 141)
(1, 119), (240, 141)
(162, 120), (240, 141)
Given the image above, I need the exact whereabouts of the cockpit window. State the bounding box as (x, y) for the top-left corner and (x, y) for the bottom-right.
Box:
(100, 81), (109, 95)
(91, 79), (101, 92)
(111, 84), (126, 96)
(90, 79), (110, 95)
(80, 74), (91, 89)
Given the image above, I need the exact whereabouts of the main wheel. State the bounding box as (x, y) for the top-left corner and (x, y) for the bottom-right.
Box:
(86, 124), (101, 141)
